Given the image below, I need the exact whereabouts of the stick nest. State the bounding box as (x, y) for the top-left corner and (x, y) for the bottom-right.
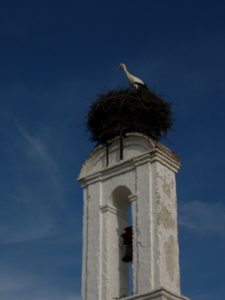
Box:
(87, 87), (173, 144)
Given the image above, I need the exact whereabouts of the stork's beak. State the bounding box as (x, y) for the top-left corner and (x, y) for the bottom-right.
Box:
(117, 64), (122, 71)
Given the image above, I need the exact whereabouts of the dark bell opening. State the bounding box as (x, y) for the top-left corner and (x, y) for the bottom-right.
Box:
(121, 226), (133, 263)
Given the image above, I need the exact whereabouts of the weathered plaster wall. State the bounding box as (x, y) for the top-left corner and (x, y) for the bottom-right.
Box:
(151, 161), (180, 293)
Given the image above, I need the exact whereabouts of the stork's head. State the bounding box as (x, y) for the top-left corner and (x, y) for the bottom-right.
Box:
(118, 63), (126, 70)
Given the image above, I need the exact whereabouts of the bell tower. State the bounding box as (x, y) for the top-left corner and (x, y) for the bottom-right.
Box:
(78, 70), (189, 300)
(78, 133), (189, 300)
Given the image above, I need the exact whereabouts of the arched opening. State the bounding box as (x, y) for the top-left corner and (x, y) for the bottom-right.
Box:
(111, 186), (133, 298)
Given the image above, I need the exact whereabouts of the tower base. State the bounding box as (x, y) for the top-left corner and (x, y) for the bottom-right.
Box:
(121, 288), (189, 300)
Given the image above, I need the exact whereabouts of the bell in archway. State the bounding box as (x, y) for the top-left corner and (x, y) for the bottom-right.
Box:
(121, 226), (133, 263)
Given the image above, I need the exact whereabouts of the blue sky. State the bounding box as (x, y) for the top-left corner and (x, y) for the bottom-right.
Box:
(0, 1), (225, 299)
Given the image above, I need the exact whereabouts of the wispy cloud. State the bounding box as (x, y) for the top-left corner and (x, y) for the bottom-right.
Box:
(0, 270), (35, 292)
(15, 119), (58, 172)
(179, 200), (225, 236)
(0, 187), (56, 244)
(0, 215), (55, 244)
(33, 294), (80, 300)
(14, 119), (65, 200)
(0, 269), (80, 300)
(0, 120), (69, 244)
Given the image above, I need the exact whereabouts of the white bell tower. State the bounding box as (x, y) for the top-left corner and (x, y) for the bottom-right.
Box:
(78, 133), (189, 300)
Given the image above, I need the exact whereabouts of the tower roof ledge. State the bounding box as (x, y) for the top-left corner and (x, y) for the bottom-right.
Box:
(78, 133), (179, 180)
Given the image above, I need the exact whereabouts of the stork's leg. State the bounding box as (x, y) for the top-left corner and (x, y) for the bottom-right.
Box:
(106, 143), (109, 166)
(119, 134), (123, 160)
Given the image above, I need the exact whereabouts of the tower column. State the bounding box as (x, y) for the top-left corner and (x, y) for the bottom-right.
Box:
(133, 156), (153, 294)
(80, 180), (103, 300)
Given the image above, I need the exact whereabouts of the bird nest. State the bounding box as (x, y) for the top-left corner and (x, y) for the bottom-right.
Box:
(87, 87), (173, 144)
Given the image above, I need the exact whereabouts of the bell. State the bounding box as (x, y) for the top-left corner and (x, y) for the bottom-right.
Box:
(122, 244), (133, 262)
(121, 226), (133, 263)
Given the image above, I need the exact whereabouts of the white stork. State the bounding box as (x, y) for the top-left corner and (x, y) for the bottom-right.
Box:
(118, 63), (145, 89)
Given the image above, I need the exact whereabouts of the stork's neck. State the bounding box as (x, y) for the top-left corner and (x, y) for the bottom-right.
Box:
(122, 64), (130, 76)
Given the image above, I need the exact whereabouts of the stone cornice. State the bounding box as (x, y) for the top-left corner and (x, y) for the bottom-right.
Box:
(128, 194), (137, 202)
(150, 148), (180, 173)
(78, 147), (180, 186)
(119, 288), (189, 300)
(100, 205), (127, 219)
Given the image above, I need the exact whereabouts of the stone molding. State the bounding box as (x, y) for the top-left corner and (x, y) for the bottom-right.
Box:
(117, 288), (189, 300)
(78, 147), (180, 187)
(100, 204), (127, 220)
(78, 133), (180, 180)
(128, 194), (137, 202)
(150, 149), (180, 173)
